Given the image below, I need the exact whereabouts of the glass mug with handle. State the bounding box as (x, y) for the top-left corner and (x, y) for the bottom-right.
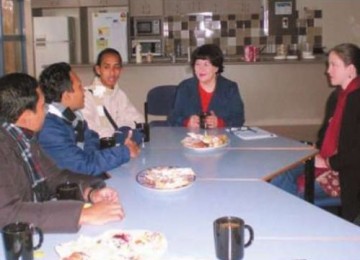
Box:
(135, 122), (150, 142)
(214, 216), (254, 260)
(199, 112), (210, 129)
(2, 222), (43, 260)
(56, 182), (83, 201)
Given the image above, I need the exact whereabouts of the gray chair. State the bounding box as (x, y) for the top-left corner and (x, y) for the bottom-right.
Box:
(144, 85), (177, 127)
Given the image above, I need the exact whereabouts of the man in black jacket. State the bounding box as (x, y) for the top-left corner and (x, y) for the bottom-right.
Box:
(0, 73), (124, 232)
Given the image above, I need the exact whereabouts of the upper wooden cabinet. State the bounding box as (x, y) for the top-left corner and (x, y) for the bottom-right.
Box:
(164, 0), (227, 15)
(32, 0), (128, 8)
(130, 0), (163, 16)
(31, 0), (80, 8)
(164, 0), (262, 15)
(79, 0), (128, 7)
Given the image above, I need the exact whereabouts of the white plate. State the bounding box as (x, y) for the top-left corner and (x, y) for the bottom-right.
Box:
(183, 140), (229, 152)
(56, 229), (167, 260)
(274, 55), (286, 60)
(181, 133), (229, 152)
(136, 166), (196, 191)
(286, 55), (298, 60)
(302, 55), (315, 59)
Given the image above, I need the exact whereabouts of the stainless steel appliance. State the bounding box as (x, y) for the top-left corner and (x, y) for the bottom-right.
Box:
(131, 39), (162, 56)
(134, 17), (161, 37)
(33, 16), (75, 77)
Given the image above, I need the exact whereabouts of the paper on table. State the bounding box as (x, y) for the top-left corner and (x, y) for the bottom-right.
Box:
(231, 127), (277, 140)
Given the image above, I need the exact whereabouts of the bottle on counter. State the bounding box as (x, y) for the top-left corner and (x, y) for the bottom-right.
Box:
(146, 52), (153, 63)
(135, 43), (142, 64)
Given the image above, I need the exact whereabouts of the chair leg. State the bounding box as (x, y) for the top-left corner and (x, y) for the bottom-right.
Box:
(144, 102), (148, 124)
(304, 157), (315, 203)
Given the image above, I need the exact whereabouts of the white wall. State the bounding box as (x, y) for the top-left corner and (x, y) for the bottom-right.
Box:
(74, 60), (332, 127)
(297, 0), (360, 48)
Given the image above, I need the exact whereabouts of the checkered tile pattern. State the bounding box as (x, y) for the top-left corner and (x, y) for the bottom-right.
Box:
(163, 9), (322, 56)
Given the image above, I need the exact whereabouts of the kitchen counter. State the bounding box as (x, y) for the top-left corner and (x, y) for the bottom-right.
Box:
(71, 55), (326, 68)
(123, 55), (326, 66)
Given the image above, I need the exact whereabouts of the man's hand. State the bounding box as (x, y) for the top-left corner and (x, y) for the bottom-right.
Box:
(79, 201), (125, 225)
(124, 130), (140, 158)
(88, 187), (119, 203)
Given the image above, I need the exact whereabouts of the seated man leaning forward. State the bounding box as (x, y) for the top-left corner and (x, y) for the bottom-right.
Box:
(38, 62), (140, 176)
(0, 73), (124, 232)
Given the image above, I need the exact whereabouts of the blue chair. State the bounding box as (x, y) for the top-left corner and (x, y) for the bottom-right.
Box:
(144, 85), (177, 127)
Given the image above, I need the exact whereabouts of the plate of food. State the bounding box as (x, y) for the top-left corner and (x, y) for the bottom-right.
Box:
(181, 133), (229, 152)
(56, 229), (167, 260)
(136, 166), (196, 191)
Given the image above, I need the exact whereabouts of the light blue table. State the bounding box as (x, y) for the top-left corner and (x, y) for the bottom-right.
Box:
(2, 127), (359, 259)
(13, 180), (360, 259)
(146, 127), (313, 150)
(124, 148), (314, 181)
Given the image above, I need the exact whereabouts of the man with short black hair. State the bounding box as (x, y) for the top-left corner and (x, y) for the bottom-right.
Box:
(38, 62), (140, 176)
(0, 73), (124, 232)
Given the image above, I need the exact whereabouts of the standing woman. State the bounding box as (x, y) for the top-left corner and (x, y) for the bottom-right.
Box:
(168, 44), (245, 128)
(271, 43), (360, 222)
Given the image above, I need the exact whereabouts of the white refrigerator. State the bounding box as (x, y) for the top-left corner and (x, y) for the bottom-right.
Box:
(91, 10), (128, 63)
(33, 16), (75, 77)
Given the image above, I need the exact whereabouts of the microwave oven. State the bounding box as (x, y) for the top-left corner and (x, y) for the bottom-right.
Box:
(134, 18), (161, 36)
(132, 39), (162, 57)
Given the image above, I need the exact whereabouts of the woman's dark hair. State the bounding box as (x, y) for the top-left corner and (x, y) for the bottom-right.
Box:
(190, 44), (224, 74)
(330, 43), (360, 75)
(39, 62), (72, 104)
(0, 73), (39, 123)
(94, 48), (122, 76)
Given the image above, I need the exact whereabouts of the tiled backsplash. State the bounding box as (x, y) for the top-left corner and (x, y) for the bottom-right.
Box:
(163, 8), (322, 56)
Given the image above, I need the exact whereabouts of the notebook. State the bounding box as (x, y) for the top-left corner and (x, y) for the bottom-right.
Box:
(231, 127), (277, 140)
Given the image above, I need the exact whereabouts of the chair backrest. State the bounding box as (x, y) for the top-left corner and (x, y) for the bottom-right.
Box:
(144, 85), (177, 126)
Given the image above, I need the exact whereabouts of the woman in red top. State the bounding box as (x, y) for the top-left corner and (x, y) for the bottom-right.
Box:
(168, 44), (245, 128)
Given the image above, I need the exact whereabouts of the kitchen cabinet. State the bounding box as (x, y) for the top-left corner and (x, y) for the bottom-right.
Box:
(31, 0), (80, 8)
(130, 0), (163, 16)
(79, 0), (128, 7)
(164, 0), (195, 15)
(32, 0), (128, 9)
(164, 0), (262, 15)
(164, 0), (229, 15)
(227, 0), (262, 16)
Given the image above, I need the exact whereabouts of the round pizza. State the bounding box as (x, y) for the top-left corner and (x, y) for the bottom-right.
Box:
(56, 230), (167, 260)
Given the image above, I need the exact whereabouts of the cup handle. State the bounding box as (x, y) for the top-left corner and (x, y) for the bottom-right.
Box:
(244, 224), (254, 248)
(32, 226), (44, 250)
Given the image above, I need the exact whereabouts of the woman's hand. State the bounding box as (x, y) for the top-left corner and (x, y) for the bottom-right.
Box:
(187, 115), (200, 128)
(205, 111), (218, 128)
(315, 154), (330, 169)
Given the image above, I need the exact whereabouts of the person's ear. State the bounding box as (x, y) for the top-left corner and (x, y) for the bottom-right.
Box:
(15, 110), (33, 128)
(348, 64), (357, 78)
(95, 65), (101, 76)
(61, 90), (73, 107)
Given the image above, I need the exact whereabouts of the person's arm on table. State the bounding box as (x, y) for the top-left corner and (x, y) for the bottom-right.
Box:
(80, 187), (124, 225)
(124, 130), (141, 157)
